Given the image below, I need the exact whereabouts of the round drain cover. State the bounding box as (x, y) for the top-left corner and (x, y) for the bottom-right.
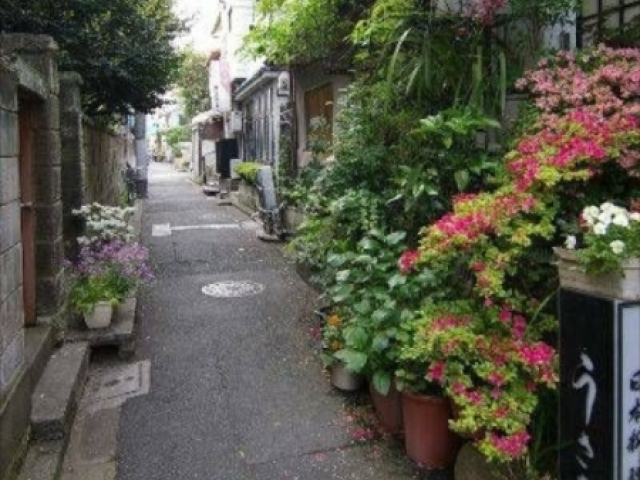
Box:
(202, 281), (265, 298)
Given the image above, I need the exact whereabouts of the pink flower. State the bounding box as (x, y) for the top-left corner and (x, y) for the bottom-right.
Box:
(488, 431), (531, 459)
(519, 342), (555, 366)
(427, 361), (446, 384)
(487, 372), (505, 387)
(398, 250), (420, 275)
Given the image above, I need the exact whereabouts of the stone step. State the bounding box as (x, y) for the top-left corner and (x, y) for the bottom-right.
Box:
(24, 325), (54, 391)
(30, 342), (89, 442)
(16, 440), (64, 480)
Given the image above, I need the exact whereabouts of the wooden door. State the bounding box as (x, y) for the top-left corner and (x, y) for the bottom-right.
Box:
(18, 103), (36, 326)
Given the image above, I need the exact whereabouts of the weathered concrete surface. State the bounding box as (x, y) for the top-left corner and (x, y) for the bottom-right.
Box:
(116, 163), (421, 480)
(31, 342), (89, 441)
(17, 440), (65, 480)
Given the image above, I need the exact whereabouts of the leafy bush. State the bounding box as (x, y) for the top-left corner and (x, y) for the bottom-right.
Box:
(234, 161), (263, 186)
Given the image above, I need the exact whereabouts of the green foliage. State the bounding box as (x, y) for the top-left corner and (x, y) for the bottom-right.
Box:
(234, 161), (263, 186)
(241, 0), (373, 65)
(68, 269), (126, 314)
(0, 0), (184, 116)
(288, 81), (503, 280)
(325, 230), (435, 391)
(164, 125), (190, 155)
(175, 49), (210, 120)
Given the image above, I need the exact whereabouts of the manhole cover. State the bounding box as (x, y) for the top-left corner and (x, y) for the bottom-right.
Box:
(202, 281), (265, 298)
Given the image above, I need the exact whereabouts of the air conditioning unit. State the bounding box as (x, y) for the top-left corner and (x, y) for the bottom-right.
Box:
(230, 111), (243, 133)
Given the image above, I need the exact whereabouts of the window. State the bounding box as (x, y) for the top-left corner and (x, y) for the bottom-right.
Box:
(579, 0), (640, 46)
(304, 83), (333, 143)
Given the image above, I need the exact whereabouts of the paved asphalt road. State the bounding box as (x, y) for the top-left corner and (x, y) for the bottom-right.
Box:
(115, 163), (421, 480)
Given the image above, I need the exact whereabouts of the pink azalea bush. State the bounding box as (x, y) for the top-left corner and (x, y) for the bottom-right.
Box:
(402, 46), (640, 463)
(401, 300), (557, 462)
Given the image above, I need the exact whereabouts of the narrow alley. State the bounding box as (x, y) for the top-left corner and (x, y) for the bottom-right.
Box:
(114, 163), (418, 479)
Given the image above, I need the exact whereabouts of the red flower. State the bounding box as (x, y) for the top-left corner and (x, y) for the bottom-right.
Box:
(398, 250), (420, 275)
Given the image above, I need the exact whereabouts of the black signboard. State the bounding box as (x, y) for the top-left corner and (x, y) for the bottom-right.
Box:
(559, 290), (615, 479)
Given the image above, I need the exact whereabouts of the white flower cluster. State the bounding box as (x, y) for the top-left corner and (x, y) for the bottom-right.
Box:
(72, 203), (136, 244)
(565, 202), (640, 255)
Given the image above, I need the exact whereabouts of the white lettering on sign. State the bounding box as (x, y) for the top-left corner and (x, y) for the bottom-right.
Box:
(573, 352), (597, 477)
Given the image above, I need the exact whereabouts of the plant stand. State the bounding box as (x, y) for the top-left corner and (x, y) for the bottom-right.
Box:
(66, 296), (137, 360)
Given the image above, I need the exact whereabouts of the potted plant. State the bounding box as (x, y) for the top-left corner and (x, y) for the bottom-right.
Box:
(68, 268), (125, 329)
(321, 312), (365, 392)
(404, 299), (558, 464)
(67, 240), (153, 329)
(557, 201), (640, 300)
(395, 318), (461, 469)
(324, 232), (434, 432)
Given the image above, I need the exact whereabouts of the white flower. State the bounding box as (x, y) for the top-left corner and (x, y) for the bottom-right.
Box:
(598, 211), (613, 226)
(612, 213), (630, 227)
(630, 212), (640, 222)
(582, 206), (600, 226)
(593, 223), (608, 235)
(610, 240), (625, 255)
(565, 235), (577, 250)
(600, 202), (616, 212)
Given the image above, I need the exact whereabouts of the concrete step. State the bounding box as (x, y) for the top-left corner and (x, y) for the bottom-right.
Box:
(30, 342), (90, 442)
(16, 440), (64, 480)
(24, 325), (54, 391)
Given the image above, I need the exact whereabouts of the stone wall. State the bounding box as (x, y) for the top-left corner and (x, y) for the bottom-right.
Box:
(0, 58), (24, 395)
(82, 121), (134, 207)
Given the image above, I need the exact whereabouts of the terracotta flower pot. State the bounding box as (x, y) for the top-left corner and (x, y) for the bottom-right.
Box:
(401, 391), (460, 469)
(331, 361), (365, 392)
(370, 381), (403, 436)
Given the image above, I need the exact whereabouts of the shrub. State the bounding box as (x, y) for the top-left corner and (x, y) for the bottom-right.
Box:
(234, 161), (263, 186)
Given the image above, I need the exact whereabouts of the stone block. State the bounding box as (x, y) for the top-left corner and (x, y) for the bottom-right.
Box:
(0, 244), (22, 305)
(454, 443), (506, 480)
(35, 270), (63, 316)
(35, 236), (63, 278)
(0, 362), (30, 480)
(0, 156), (20, 205)
(33, 97), (60, 131)
(0, 201), (21, 255)
(60, 112), (83, 142)
(0, 287), (24, 351)
(30, 342), (89, 442)
(0, 331), (25, 391)
(0, 34), (59, 95)
(34, 164), (61, 204)
(59, 72), (82, 113)
(0, 109), (18, 157)
(35, 202), (63, 241)
(0, 68), (17, 111)
(33, 130), (61, 167)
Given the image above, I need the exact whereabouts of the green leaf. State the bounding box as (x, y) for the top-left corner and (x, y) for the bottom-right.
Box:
(334, 349), (368, 373)
(354, 299), (372, 315)
(372, 334), (390, 352)
(454, 170), (470, 191)
(384, 231), (406, 246)
(336, 269), (351, 282)
(388, 274), (407, 289)
(327, 254), (346, 267)
(372, 371), (391, 395)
